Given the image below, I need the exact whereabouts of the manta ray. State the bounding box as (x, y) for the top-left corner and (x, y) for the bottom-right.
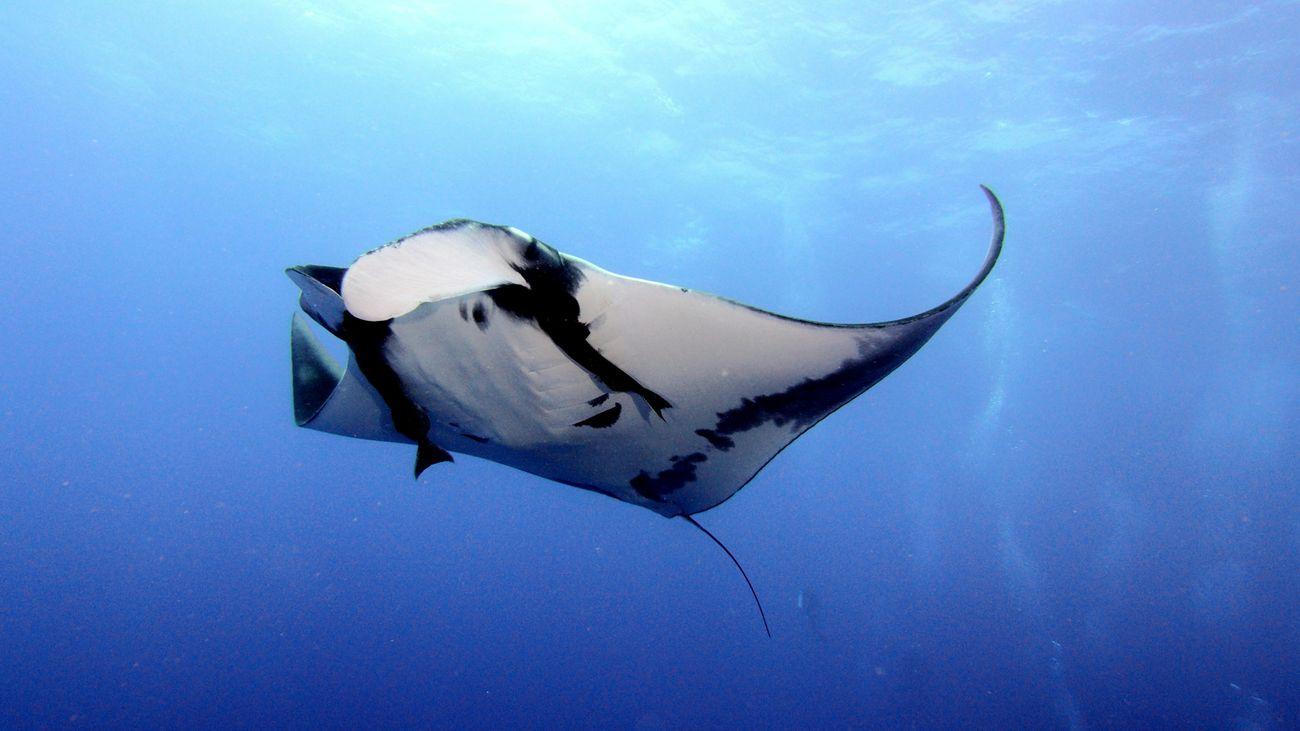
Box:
(288, 186), (1004, 635)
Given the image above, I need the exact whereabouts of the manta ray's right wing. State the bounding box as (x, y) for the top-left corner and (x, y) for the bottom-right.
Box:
(565, 186), (1005, 516)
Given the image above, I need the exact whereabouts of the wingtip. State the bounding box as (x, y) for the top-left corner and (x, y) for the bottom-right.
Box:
(976, 184), (1004, 283)
(871, 185), (1005, 330)
(979, 184), (1005, 238)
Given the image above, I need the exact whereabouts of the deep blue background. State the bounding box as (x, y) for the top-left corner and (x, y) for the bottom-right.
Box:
(2, 2), (1296, 728)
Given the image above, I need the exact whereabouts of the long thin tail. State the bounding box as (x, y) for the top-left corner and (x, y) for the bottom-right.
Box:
(680, 514), (771, 638)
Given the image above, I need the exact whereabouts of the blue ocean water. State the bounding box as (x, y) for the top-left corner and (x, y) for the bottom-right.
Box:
(1, 2), (1296, 728)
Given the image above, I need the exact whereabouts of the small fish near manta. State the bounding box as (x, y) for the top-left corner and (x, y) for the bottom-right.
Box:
(287, 186), (1005, 636)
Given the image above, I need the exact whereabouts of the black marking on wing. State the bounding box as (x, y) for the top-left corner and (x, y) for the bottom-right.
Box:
(486, 244), (672, 417)
(630, 452), (707, 502)
(447, 422), (491, 443)
(341, 312), (452, 477)
(471, 301), (489, 331)
(458, 301), (470, 322)
(588, 393), (611, 407)
(694, 428), (735, 450)
(708, 334), (929, 445)
(485, 283), (531, 318)
(573, 402), (622, 429)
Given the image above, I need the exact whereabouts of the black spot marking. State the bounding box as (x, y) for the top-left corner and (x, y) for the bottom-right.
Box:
(485, 283), (533, 320)
(573, 402), (622, 429)
(458, 301), (470, 322)
(588, 393), (610, 407)
(471, 301), (488, 331)
(448, 421), (488, 442)
(630, 452), (707, 502)
(694, 428), (735, 451)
